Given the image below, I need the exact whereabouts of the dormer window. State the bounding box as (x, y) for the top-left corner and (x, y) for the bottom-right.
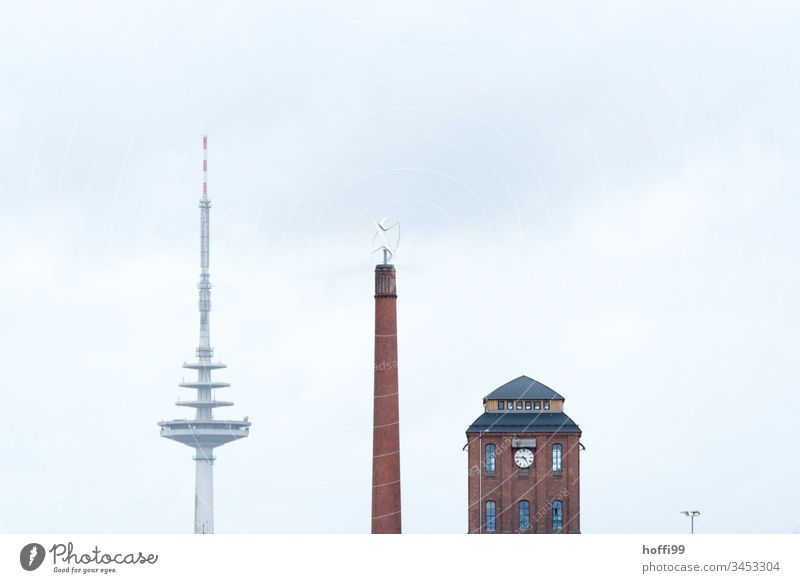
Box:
(534, 401), (541, 410)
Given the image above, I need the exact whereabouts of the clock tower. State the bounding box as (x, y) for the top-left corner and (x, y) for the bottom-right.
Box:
(466, 376), (582, 533)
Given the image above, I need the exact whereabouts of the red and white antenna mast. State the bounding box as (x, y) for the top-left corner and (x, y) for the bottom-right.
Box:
(202, 134), (208, 199)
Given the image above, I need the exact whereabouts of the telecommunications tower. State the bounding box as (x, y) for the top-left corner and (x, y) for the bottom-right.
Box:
(159, 136), (250, 534)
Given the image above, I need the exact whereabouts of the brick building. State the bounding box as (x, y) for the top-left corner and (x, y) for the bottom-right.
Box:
(466, 376), (582, 533)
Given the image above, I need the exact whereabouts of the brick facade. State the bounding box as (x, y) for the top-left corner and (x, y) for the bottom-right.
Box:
(372, 264), (401, 534)
(467, 432), (581, 533)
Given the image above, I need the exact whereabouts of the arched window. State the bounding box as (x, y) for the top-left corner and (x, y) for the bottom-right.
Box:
(552, 443), (563, 474)
(518, 500), (530, 531)
(552, 500), (563, 531)
(485, 500), (497, 532)
(485, 444), (496, 474)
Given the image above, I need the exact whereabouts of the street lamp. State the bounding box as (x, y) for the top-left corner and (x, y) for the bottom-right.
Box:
(680, 510), (701, 534)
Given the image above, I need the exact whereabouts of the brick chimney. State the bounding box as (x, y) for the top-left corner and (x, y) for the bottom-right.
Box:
(372, 263), (401, 533)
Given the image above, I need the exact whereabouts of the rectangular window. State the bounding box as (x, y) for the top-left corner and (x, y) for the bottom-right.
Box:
(515, 401), (523, 410)
(552, 444), (562, 473)
(534, 400), (541, 410)
(543, 401), (550, 410)
(486, 501), (497, 532)
(552, 500), (563, 531)
(485, 444), (496, 474)
(519, 500), (531, 530)
(524, 400), (531, 410)
(507, 400), (513, 410)
(497, 400), (505, 410)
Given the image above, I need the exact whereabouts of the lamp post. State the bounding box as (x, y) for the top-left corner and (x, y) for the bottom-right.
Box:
(680, 510), (700, 534)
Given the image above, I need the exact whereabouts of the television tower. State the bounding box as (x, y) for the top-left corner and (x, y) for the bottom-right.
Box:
(159, 136), (250, 534)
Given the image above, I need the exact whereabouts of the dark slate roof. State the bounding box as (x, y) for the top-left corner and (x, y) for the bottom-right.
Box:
(483, 375), (564, 401)
(466, 411), (581, 434)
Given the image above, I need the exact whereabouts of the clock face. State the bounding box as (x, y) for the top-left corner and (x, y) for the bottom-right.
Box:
(514, 448), (534, 468)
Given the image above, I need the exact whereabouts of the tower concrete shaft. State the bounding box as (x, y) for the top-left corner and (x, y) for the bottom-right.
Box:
(159, 136), (250, 534)
(194, 448), (214, 534)
(372, 263), (401, 533)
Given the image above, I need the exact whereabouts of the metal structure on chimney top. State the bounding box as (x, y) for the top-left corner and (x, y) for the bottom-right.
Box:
(159, 136), (250, 534)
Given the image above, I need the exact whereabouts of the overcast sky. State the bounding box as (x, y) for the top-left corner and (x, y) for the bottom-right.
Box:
(1, 0), (799, 534)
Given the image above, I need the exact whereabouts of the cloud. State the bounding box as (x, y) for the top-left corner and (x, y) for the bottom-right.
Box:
(1, 0), (799, 534)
